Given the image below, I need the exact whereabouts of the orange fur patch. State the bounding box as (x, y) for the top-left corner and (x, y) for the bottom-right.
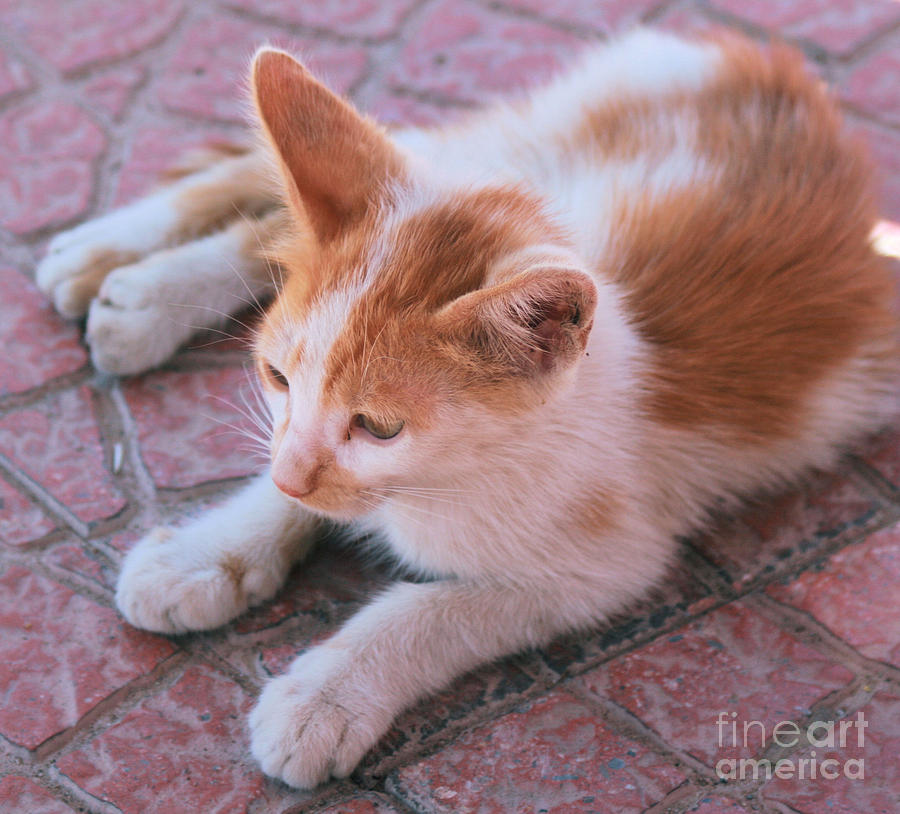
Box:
(172, 159), (276, 244)
(569, 485), (624, 539)
(220, 553), (246, 590)
(599, 40), (897, 442)
(317, 186), (572, 418)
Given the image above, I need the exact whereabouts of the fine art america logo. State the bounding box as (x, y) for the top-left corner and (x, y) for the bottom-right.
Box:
(714, 711), (867, 781)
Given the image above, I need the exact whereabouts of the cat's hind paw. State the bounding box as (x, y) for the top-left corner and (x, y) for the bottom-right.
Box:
(35, 193), (180, 319)
(115, 526), (285, 634)
(36, 239), (141, 320)
(84, 253), (197, 375)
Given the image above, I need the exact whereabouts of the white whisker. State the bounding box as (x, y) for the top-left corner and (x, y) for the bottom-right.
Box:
(208, 395), (272, 441)
(230, 204), (286, 296)
(367, 490), (455, 523)
(166, 302), (261, 338)
(371, 487), (468, 508)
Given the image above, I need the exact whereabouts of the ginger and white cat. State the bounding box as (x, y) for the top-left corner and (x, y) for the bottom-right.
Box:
(37, 30), (898, 788)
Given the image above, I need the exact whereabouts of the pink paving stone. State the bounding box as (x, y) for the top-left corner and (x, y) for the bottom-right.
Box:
(0, 99), (106, 234)
(105, 486), (242, 555)
(491, 0), (665, 33)
(849, 120), (900, 222)
(56, 663), (306, 814)
(656, 5), (723, 38)
(0, 0), (183, 74)
(113, 121), (247, 204)
(367, 90), (466, 128)
(82, 65), (148, 121)
(691, 470), (878, 587)
(225, 0), (419, 40)
(0, 478), (56, 546)
(707, 0), (900, 56)
(236, 542), (387, 637)
(0, 50), (31, 101)
(392, 688), (686, 813)
(389, 0), (589, 102)
(0, 565), (175, 749)
(840, 32), (900, 127)
(317, 794), (405, 814)
(0, 267), (88, 396)
(248, 546), (390, 677)
(362, 661), (536, 781)
(767, 522), (900, 668)
(203, 544), (385, 675)
(158, 15), (369, 123)
(761, 689), (900, 814)
(685, 796), (751, 813)
(0, 386), (126, 525)
(859, 425), (900, 493)
(576, 599), (855, 766)
(43, 541), (109, 589)
(123, 366), (265, 489)
(0, 776), (72, 814)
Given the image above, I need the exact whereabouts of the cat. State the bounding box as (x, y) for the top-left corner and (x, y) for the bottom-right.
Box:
(36, 29), (898, 789)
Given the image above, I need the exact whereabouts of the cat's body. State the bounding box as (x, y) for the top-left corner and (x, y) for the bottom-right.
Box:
(36, 30), (898, 788)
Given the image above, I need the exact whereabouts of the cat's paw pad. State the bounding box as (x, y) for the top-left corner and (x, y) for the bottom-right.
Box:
(250, 649), (386, 789)
(115, 527), (282, 634)
(85, 260), (190, 375)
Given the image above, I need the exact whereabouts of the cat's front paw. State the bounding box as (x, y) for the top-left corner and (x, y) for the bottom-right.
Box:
(115, 526), (284, 634)
(250, 648), (390, 788)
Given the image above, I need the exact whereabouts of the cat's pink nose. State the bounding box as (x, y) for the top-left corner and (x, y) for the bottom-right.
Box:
(272, 477), (312, 500)
(271, 449), (326, 500)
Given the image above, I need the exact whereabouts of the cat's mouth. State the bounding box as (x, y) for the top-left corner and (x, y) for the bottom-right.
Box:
(273, 477), (375, 520)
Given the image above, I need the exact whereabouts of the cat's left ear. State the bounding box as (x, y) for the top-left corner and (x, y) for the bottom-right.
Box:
(251, 48), (404, 243)
(438, 267), (597, 376)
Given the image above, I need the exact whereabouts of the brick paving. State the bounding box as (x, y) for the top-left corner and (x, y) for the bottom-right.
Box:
(0, 1), (898, 812)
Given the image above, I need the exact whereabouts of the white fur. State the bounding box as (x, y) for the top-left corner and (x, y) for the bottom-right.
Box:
(116, 474), (317, 632)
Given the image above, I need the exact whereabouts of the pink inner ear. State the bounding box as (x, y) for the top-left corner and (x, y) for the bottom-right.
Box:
(531, 318), (560, 372)
(529, 300), (580, 372)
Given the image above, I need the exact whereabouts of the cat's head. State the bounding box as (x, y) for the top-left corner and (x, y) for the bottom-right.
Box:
(250, 49), (597, 518)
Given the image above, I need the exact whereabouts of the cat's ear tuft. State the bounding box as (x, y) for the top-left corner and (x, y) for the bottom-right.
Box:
(439, 267), (597, 376)
(251, 47), (404, 243)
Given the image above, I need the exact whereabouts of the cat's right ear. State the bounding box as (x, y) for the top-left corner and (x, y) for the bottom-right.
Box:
(251, 48), (405, 243)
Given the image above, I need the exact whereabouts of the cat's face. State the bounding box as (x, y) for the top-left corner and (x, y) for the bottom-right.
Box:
(250, 49), (597, 518)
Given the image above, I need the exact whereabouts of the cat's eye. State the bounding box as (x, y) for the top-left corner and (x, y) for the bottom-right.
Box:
(354, 413), (404, 440)
(265, 363), (289, 390)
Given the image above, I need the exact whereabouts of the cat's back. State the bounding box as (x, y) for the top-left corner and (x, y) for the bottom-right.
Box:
(552, 32), (898, 446)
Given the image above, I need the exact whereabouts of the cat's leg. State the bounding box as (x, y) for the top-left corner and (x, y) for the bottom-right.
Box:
(248, 566), (661, 788)
(36, 147), (277, 319)
(85, 208), (288, 374)
(115, 474), (318, 633)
